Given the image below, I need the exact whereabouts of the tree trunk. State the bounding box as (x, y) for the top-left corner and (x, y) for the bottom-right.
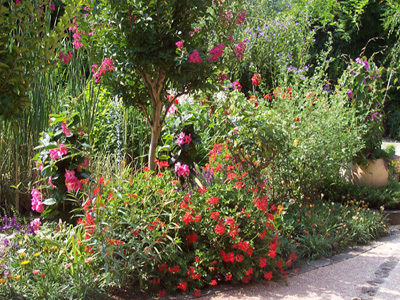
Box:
(148, 124), (162, 171)
(148, 97), (163, 171)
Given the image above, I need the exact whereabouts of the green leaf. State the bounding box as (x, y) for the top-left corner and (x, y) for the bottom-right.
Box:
(43, 198), (57, 206)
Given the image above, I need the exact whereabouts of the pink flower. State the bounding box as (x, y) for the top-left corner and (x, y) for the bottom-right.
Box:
(32, 270), (40, 275)
(65, 169), (82, 193)
(208, 43), (225, 62)
(15, 0), (21, 4)
(48, 176), (56, 188)
(61, 122), (72, 137)
(235, 10), (246, 25)
(167, 104), (177, 115)
(59, 144), (68, 156)
(85, 257), (92, 263)
(31, 189), (44, 213)
(175, 162), (190, 177)
(92, 59), (114, 83)
(65, 263), (72, 268)
(189, 50), (202, 64)
(175, 41), (184, 49)
(176, 132), (192, 146)
(235, 40), (246, 60)
(50, 3), (55, 10)
(228, 36), (235, 43)
(76, 157), (89, 172)
(30, 218), (41, 231)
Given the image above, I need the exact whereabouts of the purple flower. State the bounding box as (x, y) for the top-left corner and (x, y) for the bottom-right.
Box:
(363, 60), (369, 70)
(355, 57), (362, 63)
(347, 89), (353, 99)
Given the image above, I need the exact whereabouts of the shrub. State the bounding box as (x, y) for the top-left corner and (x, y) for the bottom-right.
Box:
(31, 111), (92, 221)
(78, 143), (296, 297)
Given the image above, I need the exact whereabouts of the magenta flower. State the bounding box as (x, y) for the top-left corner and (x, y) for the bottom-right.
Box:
(363, 60), (369, 70)
(189, 50), (202, 64)
(347, 89), (353, 99)
(61, 122), (72, 137)
(208, 44), (225, 62)
(31, 189), (44, 213)
(30, 218), (41, 231)
(175, 41), (184, 49)
(48, 176), (56, 188)
(355, 57), (362, 64)
(177, 132), (192, 146)
(50, 3), (55, 10)
(167, 104), (178, 115)
(235, 40), (246, 60)
(76, 157), (89, 172)
(15, 0), (21, 4)
(175, 162), (190, 177)
(65, 169), (82, 193)
(235, 10), (246, 25)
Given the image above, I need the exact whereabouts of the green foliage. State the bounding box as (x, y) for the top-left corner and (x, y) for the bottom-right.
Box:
(0, 221), (109, 299)
(338, 57), (386, 164)
(283, 199), (388, 260)
(0, 0), (76, 121)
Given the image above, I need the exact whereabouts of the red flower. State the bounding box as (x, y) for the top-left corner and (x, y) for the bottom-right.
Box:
(198, 186), (208, 194)
(235, 254), (244, 262)
(182, 212), (193, 225)
(259, 230), (267, 239)
(246, 268), (253, 277)
(194, 214), (201, 222)
(93, 187), (100, 195)
(214, 223), (225, 235)
(295, 116), (300, 122)
(158, 289), (165, 298)
(98, 177), (104, 184)
(264, 271), (273, 281)
(208, 197), (219, 204)
(152, 278), (160, 285)
(108, 193), (114, 200)
(211, 279), (218, 286)
(252, 73), (261, 86)
(187, 232), (198, 243)
(158, 263), (168, 272)
(192, 289), (201, 297)
(210, 211), (220, 220)
(225, 274), (232, 281)
(259, 257), (267, 268)
(168, 265), (180, 274)
(225, 217), (235, 226)
(177, 282), (187, 291)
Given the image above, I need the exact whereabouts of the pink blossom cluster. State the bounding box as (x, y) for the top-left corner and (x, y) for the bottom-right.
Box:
(235, 40), (246, 60)
(189, 50), (202, 64)
(30, 218), (41, 231)
(49, 144), (68, 160)
(177, 132), (192, 146)
(65, 169), (82, 193)
(175, 40), (184, 49)
(31, 189), (44, 213)
(69, 18), (84, 49)
(175, 162), (190, 177)
(58, 51), (73, 63)
(50, 3), (55, 10)
(92, 58), (115, 83)
(61, 122), (72, 137)
(208, 44), (225, 62)
(236, 10), (246, 25)
(223, 11), (233, 25)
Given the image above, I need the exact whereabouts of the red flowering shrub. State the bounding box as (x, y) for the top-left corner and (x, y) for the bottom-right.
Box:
(80, 141), (296, 297)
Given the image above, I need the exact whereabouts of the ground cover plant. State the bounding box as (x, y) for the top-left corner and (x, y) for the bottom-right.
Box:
(1, 0), (399, 298)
